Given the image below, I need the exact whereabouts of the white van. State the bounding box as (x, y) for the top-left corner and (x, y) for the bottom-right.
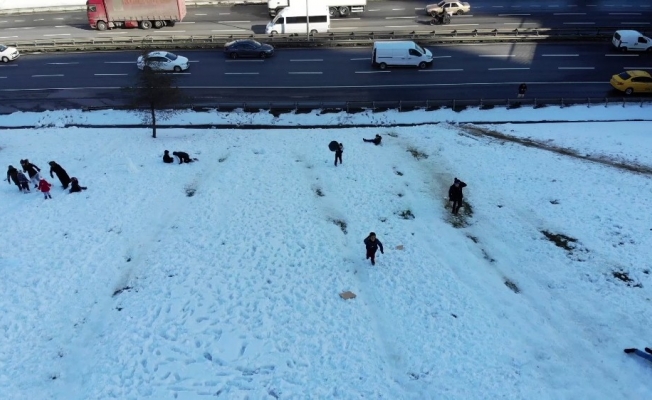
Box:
(372, 41), (433, 69)
(612, 30), (652, 52)
(265, 5), (330, 34)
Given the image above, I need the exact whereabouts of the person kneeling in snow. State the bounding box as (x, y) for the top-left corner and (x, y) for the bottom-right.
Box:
(364, 232), (384, 266)
(69, 177), (87, 193)
(163, 150), (174, 164)
(172, 151), (197, 164)
(38, 178), (52, 199)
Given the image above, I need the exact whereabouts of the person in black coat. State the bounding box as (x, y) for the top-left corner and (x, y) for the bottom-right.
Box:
(363, 134), (382, 145)
(172, 151), (197, 164)
(448, 177), (467, 215)
(49, 161), (71, 189)
(69, 177), (87, 193)
(334, 143), (344, 166)
(163, 150), (174, 164)
(16, 171), (30, 192)
(364, 232), (384, 266)
(20, 159), (41, 188)
(518, 83), (527, 98)
(6, 165), (20, 190)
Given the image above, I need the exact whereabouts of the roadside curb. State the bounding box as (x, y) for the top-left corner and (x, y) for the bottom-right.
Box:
(0, 0), (266, 15)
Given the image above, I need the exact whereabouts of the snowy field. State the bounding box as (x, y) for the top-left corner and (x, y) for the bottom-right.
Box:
(1, 105), (652, 400)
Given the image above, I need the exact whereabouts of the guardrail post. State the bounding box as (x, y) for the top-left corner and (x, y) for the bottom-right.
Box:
(453, 99), (455, 109)
(426, 99), (430, 108)
(604, 97), (608, 107)
(622, 97), (625, 108)
(372, 101), (375, 110)
(399, 101), (402, 112)
(561, 98), (564, 108)
(587, 97), (590, 108)
(479, 98), (483, 107)
(534, 98), (537, 108)
(346, 102), (349, 113)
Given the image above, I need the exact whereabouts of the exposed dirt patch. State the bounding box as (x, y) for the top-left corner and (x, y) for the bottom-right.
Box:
(331, 219), (347, 234)
(407, 147), (429, 160)
(504, 278), (520, 293)
(612, 270), (643, 288)
(398, 209), (415, 220)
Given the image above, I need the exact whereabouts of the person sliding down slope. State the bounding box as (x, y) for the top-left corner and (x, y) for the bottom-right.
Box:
(363, 134), (382, 146)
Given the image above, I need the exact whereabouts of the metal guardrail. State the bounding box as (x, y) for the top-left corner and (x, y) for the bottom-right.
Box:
(8, 26), (650, 52)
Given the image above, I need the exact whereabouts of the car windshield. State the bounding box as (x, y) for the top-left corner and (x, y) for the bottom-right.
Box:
(164, 52), (178, 61)
(271, 15), (281, 24)
(250, 40), (261, 47)
(618, 72), (632, 80)
(415, 44), (425, 54)
(437, 1), (446, 6)
(0, 45), (6, 51)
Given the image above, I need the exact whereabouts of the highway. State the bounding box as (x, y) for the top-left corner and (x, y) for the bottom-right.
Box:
(0, 42), (648, 112)
(0, 0), (651, 41)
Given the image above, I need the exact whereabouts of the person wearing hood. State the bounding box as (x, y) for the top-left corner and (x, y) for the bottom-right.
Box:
(364, 232), (384, 266)
(49, 161), (71, 189)
(163, 150), (174, 164)
(6, 165), (20, 190)
(69, 177), (87, 194)
(363, 134), (382, 145)
(20, 159), (41, 188)
(448, 177), (467, 215)
(334, 143), (344, 166)
(16, 170), (30, 192)
(38, 178), (52, 199)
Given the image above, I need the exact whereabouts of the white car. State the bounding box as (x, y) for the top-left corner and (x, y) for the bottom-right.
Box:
(426, 1), (471, 16)
(136, 51), (189, 72)
(0, 44), (20, 63)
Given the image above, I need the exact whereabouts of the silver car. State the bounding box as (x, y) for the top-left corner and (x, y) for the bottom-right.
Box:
(136, 51), (189, 72)
(426, 1), (471, 16)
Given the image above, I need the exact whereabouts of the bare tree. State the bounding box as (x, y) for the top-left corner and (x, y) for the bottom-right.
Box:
(126, 56), (185, 138)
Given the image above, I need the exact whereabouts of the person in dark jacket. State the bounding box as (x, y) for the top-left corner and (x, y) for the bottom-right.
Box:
(518, 83), (527, 98)
(624, 347), (652, 363)
(448, 177), (467, 215)
(334, 143), (344, 166)
(163, 150), (174, 164)
(16, 171), (30, 192)
(21, 159), (41, 188)
(69, 177), (87, 193)
(6, 165), (20, 190)
(363, 134), (382, 145)
(49, 161), (71, 189)
(364, 232), (384, 266)
(172, 151), (197, 164)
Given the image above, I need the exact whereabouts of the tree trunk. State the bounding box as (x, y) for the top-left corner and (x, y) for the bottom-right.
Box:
(150, 102), (157, 138)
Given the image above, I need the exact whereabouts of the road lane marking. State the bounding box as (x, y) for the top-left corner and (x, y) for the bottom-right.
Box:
(432, 56), (452, 58)
(498, 14), (531, 16)
(605, 54), (639, 56)
(219, 13), (230, 15)
(355, 71), (390, 73)
(225, 20), (250, 23)
(225, 60), (264, 62)
(488, 67), (530, 70)
(479, 54), (516, 57)
(558, 67), (594, 70)
(290, 59), (323, 62)
(44, 34), (71, 36)
(542, 54), (579, 56)
(225, 72), (259, 75)
(332, 18), (360, 20)
(54, 25), (68, 28)
(288, 72), (323, 74)
(392, 8), (405, 11)
(32, 74), (64, 77)
(97, 32), (127, 35)
(419, 69), (463, 72)
(151, 30), (185, 33)
(34, 19), (44, 21)
(189, 60), (200, 63)
(385, 16), (414, 19)
(14, 19), (24, 22)
(47, 62), (79, 65)
(623, 67), (652, 69)
(195, 13), (207, 15)
(0, 64), (18, 67)
(330, 27), (359, 30)
(351, 57), (370, 60)
(385, 25), (418, 28)
(414, 7), (424, 10)
(105, 61), (134, 64)
(0, 36), (18, 39)
(54, 17), (64, 20)
(609, 12), (642, 15)
(447, 24), (479, 26)
(563, 22), (595, 24)
(503, 22), (538, 25)
(212, 29), (249, 31)
(95, 73), (129, 76)
(0, 76), (6, 78)
(6, 27), (34, 30)
(554, 13), (586, 15)
(367, 9), (379, 11)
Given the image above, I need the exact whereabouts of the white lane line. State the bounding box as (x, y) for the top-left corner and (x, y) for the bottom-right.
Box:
(14, 19), (24, 22)
(385, 25), (419, 28)
(55, 25), (68, 28)
(329, 27), (359, 30)
(414, 7), (424, 10)
(392, 8), (405, 10)
(609, 12), (642, 14)
(34, 18), (44, 21)
(32, 74), (64, 77)
(335, 17), (359, 20)
(288, 72), (323, 74)
(172, 72), (191, 75)
(503, 22), (538, 25)
(189, 60), (200, 63)
(225, 72), (259, 75)
(47, 62), (79, 65)
(6, 27), (34, 30)
(178, 22), (195, 24)
(356, 71), (390, 73)
(104, 61), (134, 64)
(563, 22), (595, 24)
(150, 30), (185, 33)
(97, 32), (127, 35)
(554, 12), (586, 15)
(367, 9), (379, 11)
(498, 13), (531, 16)
(225, 60), (264, 62)
(621, 22), (651, 25)
(385, 16), (414, 19)
(224, 20), (250, 23)
(542, 54), (579, 56)
(290, 59), (323, 62)
(94, 73), (128, 76)
(447, 23), (479, 26)
(623, 67), (652, 69)
(0, 36), (18, 39)
(488, 67), (530, 70)
(54, 17), (64, 19)
(351, 57), (370, 60)
(195, 13), (207, 15)
(479, 54), (516, 57)
(605, 53), (639, 56)
(558, 67), (594, 70)
(212, 29), (249, 31)
(219, 12), (230, 15)
(44, 33), (71, 36)
(0, 64), (18, 67)
(419, 68), (463, 72)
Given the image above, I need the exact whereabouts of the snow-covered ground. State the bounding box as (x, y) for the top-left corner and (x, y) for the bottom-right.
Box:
(1, 105), (652, 400)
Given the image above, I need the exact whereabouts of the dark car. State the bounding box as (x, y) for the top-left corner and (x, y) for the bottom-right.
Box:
(224, 40), (275, 59)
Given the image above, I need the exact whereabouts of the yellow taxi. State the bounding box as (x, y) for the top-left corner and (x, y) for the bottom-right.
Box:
(610, 70), (652, 95)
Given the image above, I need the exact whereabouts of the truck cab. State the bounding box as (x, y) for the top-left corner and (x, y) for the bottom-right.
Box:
(86, 0), (108, 30)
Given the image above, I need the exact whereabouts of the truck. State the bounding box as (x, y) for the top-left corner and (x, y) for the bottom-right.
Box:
(267, 0), (366, 18)
(86, 0), (187, 31)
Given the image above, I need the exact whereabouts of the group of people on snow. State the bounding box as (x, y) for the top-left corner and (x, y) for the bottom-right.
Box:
(6, 159), (86, 199)
(163, 150), (198, 164)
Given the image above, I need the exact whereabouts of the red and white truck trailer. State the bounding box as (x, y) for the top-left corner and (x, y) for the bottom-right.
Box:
(86, 0), (187, 31)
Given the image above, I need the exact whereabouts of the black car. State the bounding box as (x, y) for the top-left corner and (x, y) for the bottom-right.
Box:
(224, 40), (275, 59)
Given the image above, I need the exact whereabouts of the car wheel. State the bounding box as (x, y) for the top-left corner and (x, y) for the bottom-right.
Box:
(230, 52), (238, 59)
(259, 52), (267, 59)
(140, 20), (152, 29)
(173, 66), (182, 72)
(96, 20), (107, 31)
(153, 20), (164, 29)
(310, 29), (318, 35)
(456, 10), (465, 15)
(625, 88), (634, 95)
(430, 11), (438, 17)
(339, 6), (350, 17)
(167, 21), (176, 27)
(271, 30), (278, 35)
(379, 62), (387, 70)
(419, 61), (427, 69)
(1, 56), (8, 63)
(329, 7), (337, 17)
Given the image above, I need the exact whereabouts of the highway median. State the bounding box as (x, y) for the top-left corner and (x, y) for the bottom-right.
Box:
(6, 26), (644, 53)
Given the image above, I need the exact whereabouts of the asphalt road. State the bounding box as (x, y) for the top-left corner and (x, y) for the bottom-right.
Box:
(0, 42), (648, 112)
(0, 0), (651, 41)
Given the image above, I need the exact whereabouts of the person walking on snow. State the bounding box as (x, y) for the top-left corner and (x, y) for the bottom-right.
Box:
(21, 159), (41, 189)
(364, 232), (384, 266)
(449, 177), (467, 215)
(38, 178), (52, 199)
(49, 161), (71, 189)
(334, 143), (344, 166)
(17, 171), (30, 192)
(624, 347), (652, 363)
(6, 165), (20, 191)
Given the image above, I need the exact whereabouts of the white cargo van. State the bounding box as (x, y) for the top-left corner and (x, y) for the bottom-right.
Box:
(372, 41), (433, 69)
(612, 30), (652, 52)
(265, 4), (330, 34)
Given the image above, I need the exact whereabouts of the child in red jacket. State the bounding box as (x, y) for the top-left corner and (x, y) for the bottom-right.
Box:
(38, 178), (52, 199)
